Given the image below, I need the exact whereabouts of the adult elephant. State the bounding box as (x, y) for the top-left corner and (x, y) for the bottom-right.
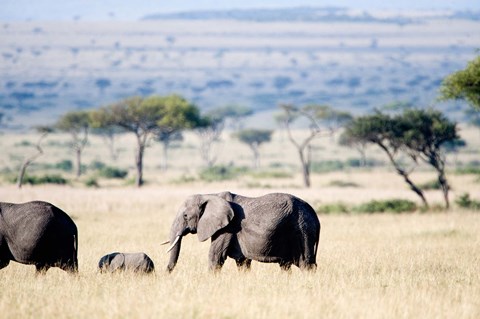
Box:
(0, 201), (78, 274)
(165, 191), (320, 272)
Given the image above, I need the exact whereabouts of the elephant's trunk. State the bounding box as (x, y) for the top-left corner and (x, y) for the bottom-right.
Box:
(166, 215), (188, 273)
(167, 235), (183, 272)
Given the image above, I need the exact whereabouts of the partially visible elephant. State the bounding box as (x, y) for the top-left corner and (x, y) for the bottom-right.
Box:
(165, 191), (320, 272)
(0, 201), (78, 274)
(98, 252), (155, 273)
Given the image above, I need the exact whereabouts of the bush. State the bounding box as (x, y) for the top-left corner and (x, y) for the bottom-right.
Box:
(55, 159), (73, 172)
(419, 179), (442, 190)
(12, 174), (68, 185)
(354, 199), (417, 213)
(455, 193), (480, 210)
(317, 202), (350, 214)
(199, 165), (247, 182)
(89, 160), (106, 170)
(84, 177), (99, 188)
(328, 180), (360, 188)
(249, 170), (293, 179)
(310, 160), (344, 173)
(98, 166), (128, 179)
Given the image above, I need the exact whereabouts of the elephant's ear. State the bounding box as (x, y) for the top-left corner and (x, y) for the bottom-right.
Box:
(197, 195), (234, 242)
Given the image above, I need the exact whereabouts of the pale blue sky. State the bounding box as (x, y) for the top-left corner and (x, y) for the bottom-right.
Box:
(1, 0), (479, 21)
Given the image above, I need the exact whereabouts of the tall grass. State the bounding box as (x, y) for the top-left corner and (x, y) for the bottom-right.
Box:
(0, 186), (479, 318)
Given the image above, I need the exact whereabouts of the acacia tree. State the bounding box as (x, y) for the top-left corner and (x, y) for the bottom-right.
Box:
(439, 55), (480, 111)
(399, 109), (459, 209)
(96, 95), (202, 186)
(338, 132), (368, 167)
(16, 126), (53, 188)
(233, 129), (273, 169)
(343, 109), (459, 209)
(154, 95), (204, 171)
(56, 110), (90, 178)
(95, 96), (162, 187)
(277, 104), (351, 188)
(344, 112), (428, 207)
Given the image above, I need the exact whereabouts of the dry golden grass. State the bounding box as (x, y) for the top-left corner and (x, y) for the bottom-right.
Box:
(0, 185), (479, 319)
(1, 127), (479, 318)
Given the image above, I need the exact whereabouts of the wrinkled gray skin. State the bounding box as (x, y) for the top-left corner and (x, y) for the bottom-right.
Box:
(98, 252), (155, 273)
(166, 191), (320, 272)
(0, 201), (78, 274)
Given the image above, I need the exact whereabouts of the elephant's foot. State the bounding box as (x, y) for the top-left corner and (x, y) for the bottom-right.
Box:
(35, 264), (50, 275)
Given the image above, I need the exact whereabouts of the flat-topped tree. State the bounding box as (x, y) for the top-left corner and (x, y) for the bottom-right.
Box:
(439, 55), (480, 111)
(154, 95), (204, 171)
(96, 95), (203, 187)
(343, 108), (459, 209)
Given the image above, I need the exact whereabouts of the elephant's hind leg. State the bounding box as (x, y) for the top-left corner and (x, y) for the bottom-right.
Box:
(235, 258), (252, 271)
(279, 261), (292, 271)
(0, 259), (10, 270)
(35, 264), (50, 275)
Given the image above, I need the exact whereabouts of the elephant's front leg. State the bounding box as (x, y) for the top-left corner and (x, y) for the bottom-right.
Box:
(208, 233), (232, 271)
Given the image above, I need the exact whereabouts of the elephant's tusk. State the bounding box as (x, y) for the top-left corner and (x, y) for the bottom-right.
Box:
(166, 236), (180, 253)
(160, 240), (170, 245)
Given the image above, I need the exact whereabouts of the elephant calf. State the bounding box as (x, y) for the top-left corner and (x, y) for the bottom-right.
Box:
(98, 252), (155, 273)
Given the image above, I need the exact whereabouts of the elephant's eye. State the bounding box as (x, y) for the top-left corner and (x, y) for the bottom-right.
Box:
(183, 213), (188, 219)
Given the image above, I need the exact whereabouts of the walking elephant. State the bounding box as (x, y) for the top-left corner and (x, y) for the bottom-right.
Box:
(164, 191), (320, 272)
(0, 201), (78, 274)
(98, 252), (155, 273)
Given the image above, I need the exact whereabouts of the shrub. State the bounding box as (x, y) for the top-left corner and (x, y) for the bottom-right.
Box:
(455, 193), (480, 210)
(419, 179), (442, 190)
(12, 174), (68, 185)
(84, 177), (99, 188)
(55, 159), (73, 172)
(199, 165), (247, 182)
(328, 180), (360, 188)
(98, 166), (128, 179)
(89, 160), (106, 170)
(317, 202), (350, 214)
(354, 199), (417, 213)
(249, 170), (293, 179)
(14, 140), (33, 147)
(310, 160), (344, 173)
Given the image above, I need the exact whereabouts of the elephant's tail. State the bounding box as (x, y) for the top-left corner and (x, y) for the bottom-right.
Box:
(72, 234), (78, 272)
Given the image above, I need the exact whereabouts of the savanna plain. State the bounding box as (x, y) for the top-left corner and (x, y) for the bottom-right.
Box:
(0, 128), (479, 318)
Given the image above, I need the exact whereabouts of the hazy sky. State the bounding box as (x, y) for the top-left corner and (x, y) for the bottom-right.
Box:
(1, 0), (480, 21)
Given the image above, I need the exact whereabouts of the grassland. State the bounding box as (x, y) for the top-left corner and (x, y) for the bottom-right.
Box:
(0, 127), (479, 318)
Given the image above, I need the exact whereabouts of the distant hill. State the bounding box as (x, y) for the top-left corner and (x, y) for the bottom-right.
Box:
(0, 8), (479, 131)
(142, 6), (480, 23)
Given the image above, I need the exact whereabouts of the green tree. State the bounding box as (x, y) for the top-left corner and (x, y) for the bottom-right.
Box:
(439, 55), (480, 111)
(96, 95), (202, 186)
(399, 109), (459, 209)
(56, 110), (90, 178)
(153, 95), (203, 171)
(277, 104), (351, 188)
(233, 129), (273, 169)
(343, 109), (459, 208)
(343, 112), (428, 207)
